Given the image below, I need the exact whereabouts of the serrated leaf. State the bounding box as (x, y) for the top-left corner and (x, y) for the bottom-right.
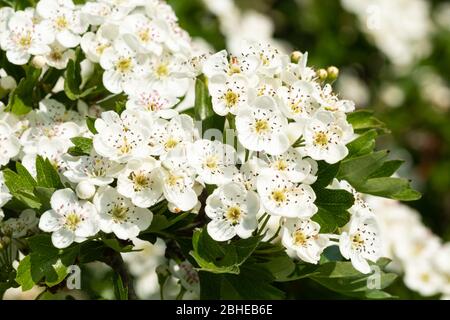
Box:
(346, 129), (377, 157)
(191, 229), (262, 274)
(312, 161), (340, 189)
(68, 137), (93, 156)
(368, 160), (404, 178)
(6, 66), (41, 115)
(347, 110), (387, 133)
(35, 156), (63, 189)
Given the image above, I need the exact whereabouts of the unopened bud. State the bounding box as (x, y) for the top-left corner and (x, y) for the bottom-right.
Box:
(290, 51), (303, 63)
(327, 66), (339, 81)
(317, 68), (328, 81)
(76, 181), (96, 200)
(31, 55), (46, 69)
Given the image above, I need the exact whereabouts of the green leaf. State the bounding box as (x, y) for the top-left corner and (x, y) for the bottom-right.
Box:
(199, 264), (285, 300)
(34, 187), (55, 212)
(35, 156), (63, 189)
(346, 129), (377, 157)
(2, 168), (41, 209)
(6, 66), (42, 115)
(86, 116), (98, 134)
(102, 238), (134, 253)
(250, 242), (296, 281)
(16, 235), (79, 290)
(357, 177), (421, 201)
(312, 188), (353, 233)
(194, 77), (225, 134)
(310, 260), (398, 299)
(64, 49), (97, 100)
(312, 161), (340, 189)
(369, 160), (404, 178)
(68, 137), (93, 156)
(190, 229), (262, 274)
(347, 110), (387, 134)
(338, 150), (389, 184)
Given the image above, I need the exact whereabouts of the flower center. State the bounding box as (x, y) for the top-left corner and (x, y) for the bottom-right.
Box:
(292, 230), (307, 246)
(224, 90), (238, 107)
(260, 53), (269, 66)
(65, 212), (81, 231)
(167, 174), (181, 187)
(130, 172), (150, 191)
(420, 273), (430, 283)
(55, 16), (68, 30)
(19, 34), (32, 48)
(116, 58), (133, 73)
(351, 233), (365, 249)
(274, 160), (288, 171)
(119, 137), (131, 155)
(138, 28), (151, 42)
(96, 44), (110, 55)
(271, 189), (286, 203)
(254, 119), (269, 134)
(111, 205), (128, 222)
(205, 156), (218, 169)
(155, 63), (169, 78)
(314, 132), (328, 146)
(164, 137), (179, 150)
(290, 101), (302, 113)
(228, 57), (241, 75)
(50, 50), (63, 61)
(225, 206), (241, 225)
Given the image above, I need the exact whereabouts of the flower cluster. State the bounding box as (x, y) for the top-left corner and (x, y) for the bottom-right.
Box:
(368, 196), (450, 298)
(0, 0), (399, 300)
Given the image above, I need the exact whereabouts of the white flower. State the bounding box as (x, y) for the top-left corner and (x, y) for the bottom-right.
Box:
(0, 172), (12, 221)
(41, 42), (75, 70)
(318, 84), (355, 113)
(94, 186), (153, 240)
(39, 189), (99, 248)
(117, 158), (163, 208)
(120, 13), (164, 55)
(148, 52), (190, 97)
(263, 148), (318, 184)
(256, 172), (317, 218)
(339, 214), (382, 274)
(100, 39), (148, 94)
(147, 114), (197, 156)
(0, 120), (20, 166)
(0, 10), (53, 65)
(281, 52), (316, 85)
(240, 42), (287, 76)
(236, 96), (294, 155)
(93, 110), (152, 163)
(189, 140), (237, 185)
(404, 260), (444, 297)
(81, 24), (118, 63)
(63, 151), (123, 186)
(281, 218), (329, 264)
(299, 110), (354, 164)
(37, 0), (88, 48)
(277, 80), (319, 124)
(1, 209), (38, 238)
(202, 49), (259, 78)
(208, 75), (249, 116)
(205, 182), (259, 241)
(233, 156), (266, 191)
(20, 99), (81, 155)
(126, 84), (179, 118)
(158, 145), (198, 212)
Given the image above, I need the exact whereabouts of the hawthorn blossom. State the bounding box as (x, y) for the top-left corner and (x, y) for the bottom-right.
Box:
(39, 189), (99, 248)
(117, 158), (163, 208)
(205, 182), (259, 241)
(94, 186), (153, 240)
(0, 120), (20, 166)
(0, 10), (53, 65)
(256, 172), (317, 218)
(189, 140), (237, 185)
(339, 214), (382, 274)
(282, 218), (330, 264)
(208, 75), (249, 116)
